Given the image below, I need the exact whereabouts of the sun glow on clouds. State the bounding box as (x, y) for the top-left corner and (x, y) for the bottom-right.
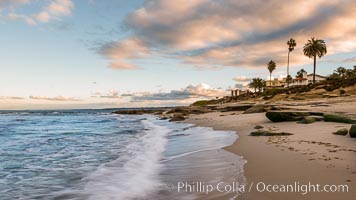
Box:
(93, 83), (227, 106)
(2, 1), (356, 109)
(0, 83), (226, 109)
(100, 0), (356, 70)
(29, 95), (81, 101)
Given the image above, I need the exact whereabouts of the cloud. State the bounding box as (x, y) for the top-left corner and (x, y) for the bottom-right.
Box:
(0, 96), (25, 100)
(47, 0), (74, 16)
(343, 57), (356, 63)
(129, 83), (226, 102)
(87, 84), (225, 106)
(29, 95), (81, 101)
(233, 76), (251, 82)
(0, 0), (29, 9)
(99, 38), (149, 69)
(232, 76), (251, 90)
(100, 0), (356, 70)
(91, 90), (121, 98)
(5, 0), (74, 25)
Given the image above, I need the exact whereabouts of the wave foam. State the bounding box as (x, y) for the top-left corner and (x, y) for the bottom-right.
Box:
(82, 119), (169, 200)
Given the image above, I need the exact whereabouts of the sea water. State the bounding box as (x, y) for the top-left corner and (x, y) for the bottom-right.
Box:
(0, 110), (246, 200)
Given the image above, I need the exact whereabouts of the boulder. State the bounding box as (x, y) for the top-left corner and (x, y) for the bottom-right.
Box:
(250, 130), (293, 136)
(221, 105), (253, 112)
(166, 106), (211, 115)
(243, 105), (272, 114)
(112, 108), (170, 115)
(254, 125), (264, 129)
(265, 111), (310, 122)
(324, 114), (356, 124)
(298, 116), (323, 124)
(298, 116), (317, 124)
(333, 128), (348, 136)
(112, 110), (144, 115)
(349, 125), (356, 138)
(169, 113), (185, 122)
(159, 115), (169, 120)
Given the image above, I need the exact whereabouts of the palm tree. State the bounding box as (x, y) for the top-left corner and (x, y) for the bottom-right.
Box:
(256, 78), (265, 92)
(296, 68), (307, 78)
(287, 38), (296, 86)
(248, 78), (265, 93)
(286, 75), (292, 86)
(248, 78), (258, 93)
(303, 37), (327, 84)
(267, 60), (276, 87)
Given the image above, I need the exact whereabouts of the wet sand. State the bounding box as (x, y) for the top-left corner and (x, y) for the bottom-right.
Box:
(185, 101), (356, 199)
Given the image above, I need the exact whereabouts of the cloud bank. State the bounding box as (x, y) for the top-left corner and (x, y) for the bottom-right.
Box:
(101, 0), (356, 70)
(29, 95), (81, 101)
(0, 96), (25, 100)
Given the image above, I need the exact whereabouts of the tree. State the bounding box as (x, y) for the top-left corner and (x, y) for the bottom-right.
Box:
(334, 66), (347, 78)
(329, 66), (355, 80)
(296, 69), (306, 78)
(248, 78), (258, 92)
(248, 78), (265, 93)
(303, 37), (327, 84)
(267, 60), (276, 87)
(256, 78), (266, 92)
(286, 75), (293, 85)
(287, 38), (296, 86)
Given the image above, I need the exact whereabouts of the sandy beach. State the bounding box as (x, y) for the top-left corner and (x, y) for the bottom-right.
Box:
(185, 99), (356, 199)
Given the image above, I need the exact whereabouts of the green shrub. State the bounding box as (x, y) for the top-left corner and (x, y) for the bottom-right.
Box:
(190, 100), (210, 106)
(324, 114), (356, 124)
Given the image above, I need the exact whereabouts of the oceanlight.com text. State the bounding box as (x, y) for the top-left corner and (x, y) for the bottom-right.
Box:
(169, 181), (349, 195)
(254, 181), (349, 195)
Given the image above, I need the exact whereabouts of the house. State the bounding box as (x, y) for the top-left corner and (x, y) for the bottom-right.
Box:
(231, 89), (249, 96)
(289, 71), (326, 87)
(265, 78), (287, 88)
(307, 73), (327, 84)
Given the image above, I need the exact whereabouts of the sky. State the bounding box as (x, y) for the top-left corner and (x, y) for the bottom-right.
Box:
(0, 0), (355, 110)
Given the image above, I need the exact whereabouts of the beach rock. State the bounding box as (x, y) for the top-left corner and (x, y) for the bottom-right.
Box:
(298, 116), (317, 124)
(324, 114), (356, 124)
(349, 125), (356, 138)
(166, 106), (211, 115)
(265, 111), (310, 122)
(254, 125), (264, 129)
(221, 105), (253, 112)
(159, 115), (169, 120)
(112, 110), (144, 115)
(328, 94), (339, 98)
(333, 128), (348, 136)
(298, 116), (323, 124)
(290, 96), (305, 100)
(243, 105), (272, 114)
(169, 113), (185, 122)
(112, 108), (170, 115)
(250, 130), (293, 136)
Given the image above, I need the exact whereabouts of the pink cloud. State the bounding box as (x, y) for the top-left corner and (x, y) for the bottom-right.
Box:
(101, 0), (356, 70)
(100, 38), (149, 69)
(5, 0), (74, 25)
(29, 95), (81, 101)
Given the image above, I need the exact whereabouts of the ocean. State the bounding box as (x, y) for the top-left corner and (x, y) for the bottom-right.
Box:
(0, 109), (246, 200)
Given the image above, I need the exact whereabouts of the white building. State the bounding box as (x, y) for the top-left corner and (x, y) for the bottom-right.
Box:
(289, 71), (326, 87)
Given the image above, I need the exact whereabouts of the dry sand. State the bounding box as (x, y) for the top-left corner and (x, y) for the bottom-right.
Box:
(184, 101), (356, 199)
